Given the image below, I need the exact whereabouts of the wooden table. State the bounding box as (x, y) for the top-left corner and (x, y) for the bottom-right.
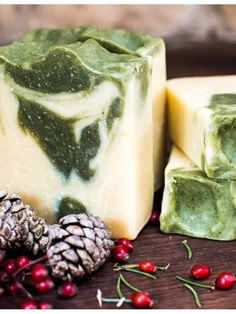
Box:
(1, 43), (236, 309)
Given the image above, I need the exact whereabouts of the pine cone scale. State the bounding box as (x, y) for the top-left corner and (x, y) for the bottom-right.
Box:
(66, 225), (83, 236)
(83, 228), (95, 241)
(0, 236), (6, 249)
(62, 249), (79, 263)
(51, 242), (71, 254)
(65, 236), (85, 248)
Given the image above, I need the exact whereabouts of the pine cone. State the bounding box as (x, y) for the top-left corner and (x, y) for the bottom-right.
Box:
(47, 213), (114, 281)
(0, 190), (49, 257)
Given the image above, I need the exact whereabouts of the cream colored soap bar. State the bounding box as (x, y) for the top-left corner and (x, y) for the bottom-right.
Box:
(167, 76), (236, 179)
(0, 27), (166, 239)
(160, 146), (236, 240)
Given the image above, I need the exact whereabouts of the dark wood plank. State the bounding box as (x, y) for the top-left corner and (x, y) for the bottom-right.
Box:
(0, 43), (236, 309)
(2, 223), (236, 309)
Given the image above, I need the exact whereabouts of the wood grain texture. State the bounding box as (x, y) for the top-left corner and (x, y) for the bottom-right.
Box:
(0, 44), (236, 309)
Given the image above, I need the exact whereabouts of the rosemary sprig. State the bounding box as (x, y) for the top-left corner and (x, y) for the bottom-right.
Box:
(96, 288), (131, 308)
(176, 276), (215, 290)
(120, 274), (141, 292)
(184, 284), (202, 308)
(182, 240), (193, 259)
(114, 263), (170, 272)
(102, 298), (131, 303)
(114, 264), (138, 271)
(124, 268), (157, 280)
(116, 276), (124, 299)
(157, 263), (170, 271)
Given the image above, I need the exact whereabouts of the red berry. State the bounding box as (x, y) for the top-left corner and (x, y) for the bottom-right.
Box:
(20, 300), (38, 309)
(111, 245), (129, 263)
(191, 264), (212, 279)
(215, 272), (236, 290)
(139, 261), (157, 274)
(58, 282), (78, 298)
(31, 264), (49, 282)
(131, 292), (154, 309)
(4, 259), (16, 273)
(16, 256), (30, 269)
(35, 278), (54, 293)
(115, 238), (133, 252)
(7, 282), (21, 294)
(149, 210), (160, 225)
(38, 301), (53, 309)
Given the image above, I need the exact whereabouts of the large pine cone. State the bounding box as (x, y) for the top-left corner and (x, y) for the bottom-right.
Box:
(0, 190), (48, 260)
(47, 213), (114, 281)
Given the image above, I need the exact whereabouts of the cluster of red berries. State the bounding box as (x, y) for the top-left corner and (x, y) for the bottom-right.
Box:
(19, 282), (78, 309)
(110, 237), (159, 309)
(31, 264), (54, 293)
(0, 255), (79, 309)
(111, 238), (134, 263)
(191, 263), (236, 290)
(20, 300), (53, 310)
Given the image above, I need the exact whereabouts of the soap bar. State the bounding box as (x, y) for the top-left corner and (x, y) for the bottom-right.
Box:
(0, 27), (166, 239)
(167, 76), (236, 179)
(160, 146), (236, 241)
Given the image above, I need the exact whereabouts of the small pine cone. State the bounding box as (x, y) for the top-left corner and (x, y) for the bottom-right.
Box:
(47, 213), (114, 281)
(0, 190), (49, 256)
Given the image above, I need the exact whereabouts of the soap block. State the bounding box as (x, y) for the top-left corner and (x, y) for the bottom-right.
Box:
(160, 146), (236, 241)
(167, 76), (236, 179)
(0, 27), (166, 239)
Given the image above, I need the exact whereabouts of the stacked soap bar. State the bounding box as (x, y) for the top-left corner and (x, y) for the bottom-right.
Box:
(161, 76), (236, 240)
(161, 146), (236, 241)
(167, 76), (236, 179)
(0, 27), (166, 239)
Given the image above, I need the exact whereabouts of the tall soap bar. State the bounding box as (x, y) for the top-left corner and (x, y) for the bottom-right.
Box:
(167, 76), (236, 179)
(76, 28), (166, 188)
(0, 27), (166, 239)
(160, 146), (236, 241)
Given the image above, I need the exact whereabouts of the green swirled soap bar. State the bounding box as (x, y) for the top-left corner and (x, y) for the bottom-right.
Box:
(160, 146), (236, 241)
(0, 27), (166, 239)
(167, 76), (236, 179)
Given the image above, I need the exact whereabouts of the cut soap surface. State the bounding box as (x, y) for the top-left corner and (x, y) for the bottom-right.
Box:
(0, 27), (166, 239)
(160, 146), (236, 241)
(167, 76), (236, 179)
